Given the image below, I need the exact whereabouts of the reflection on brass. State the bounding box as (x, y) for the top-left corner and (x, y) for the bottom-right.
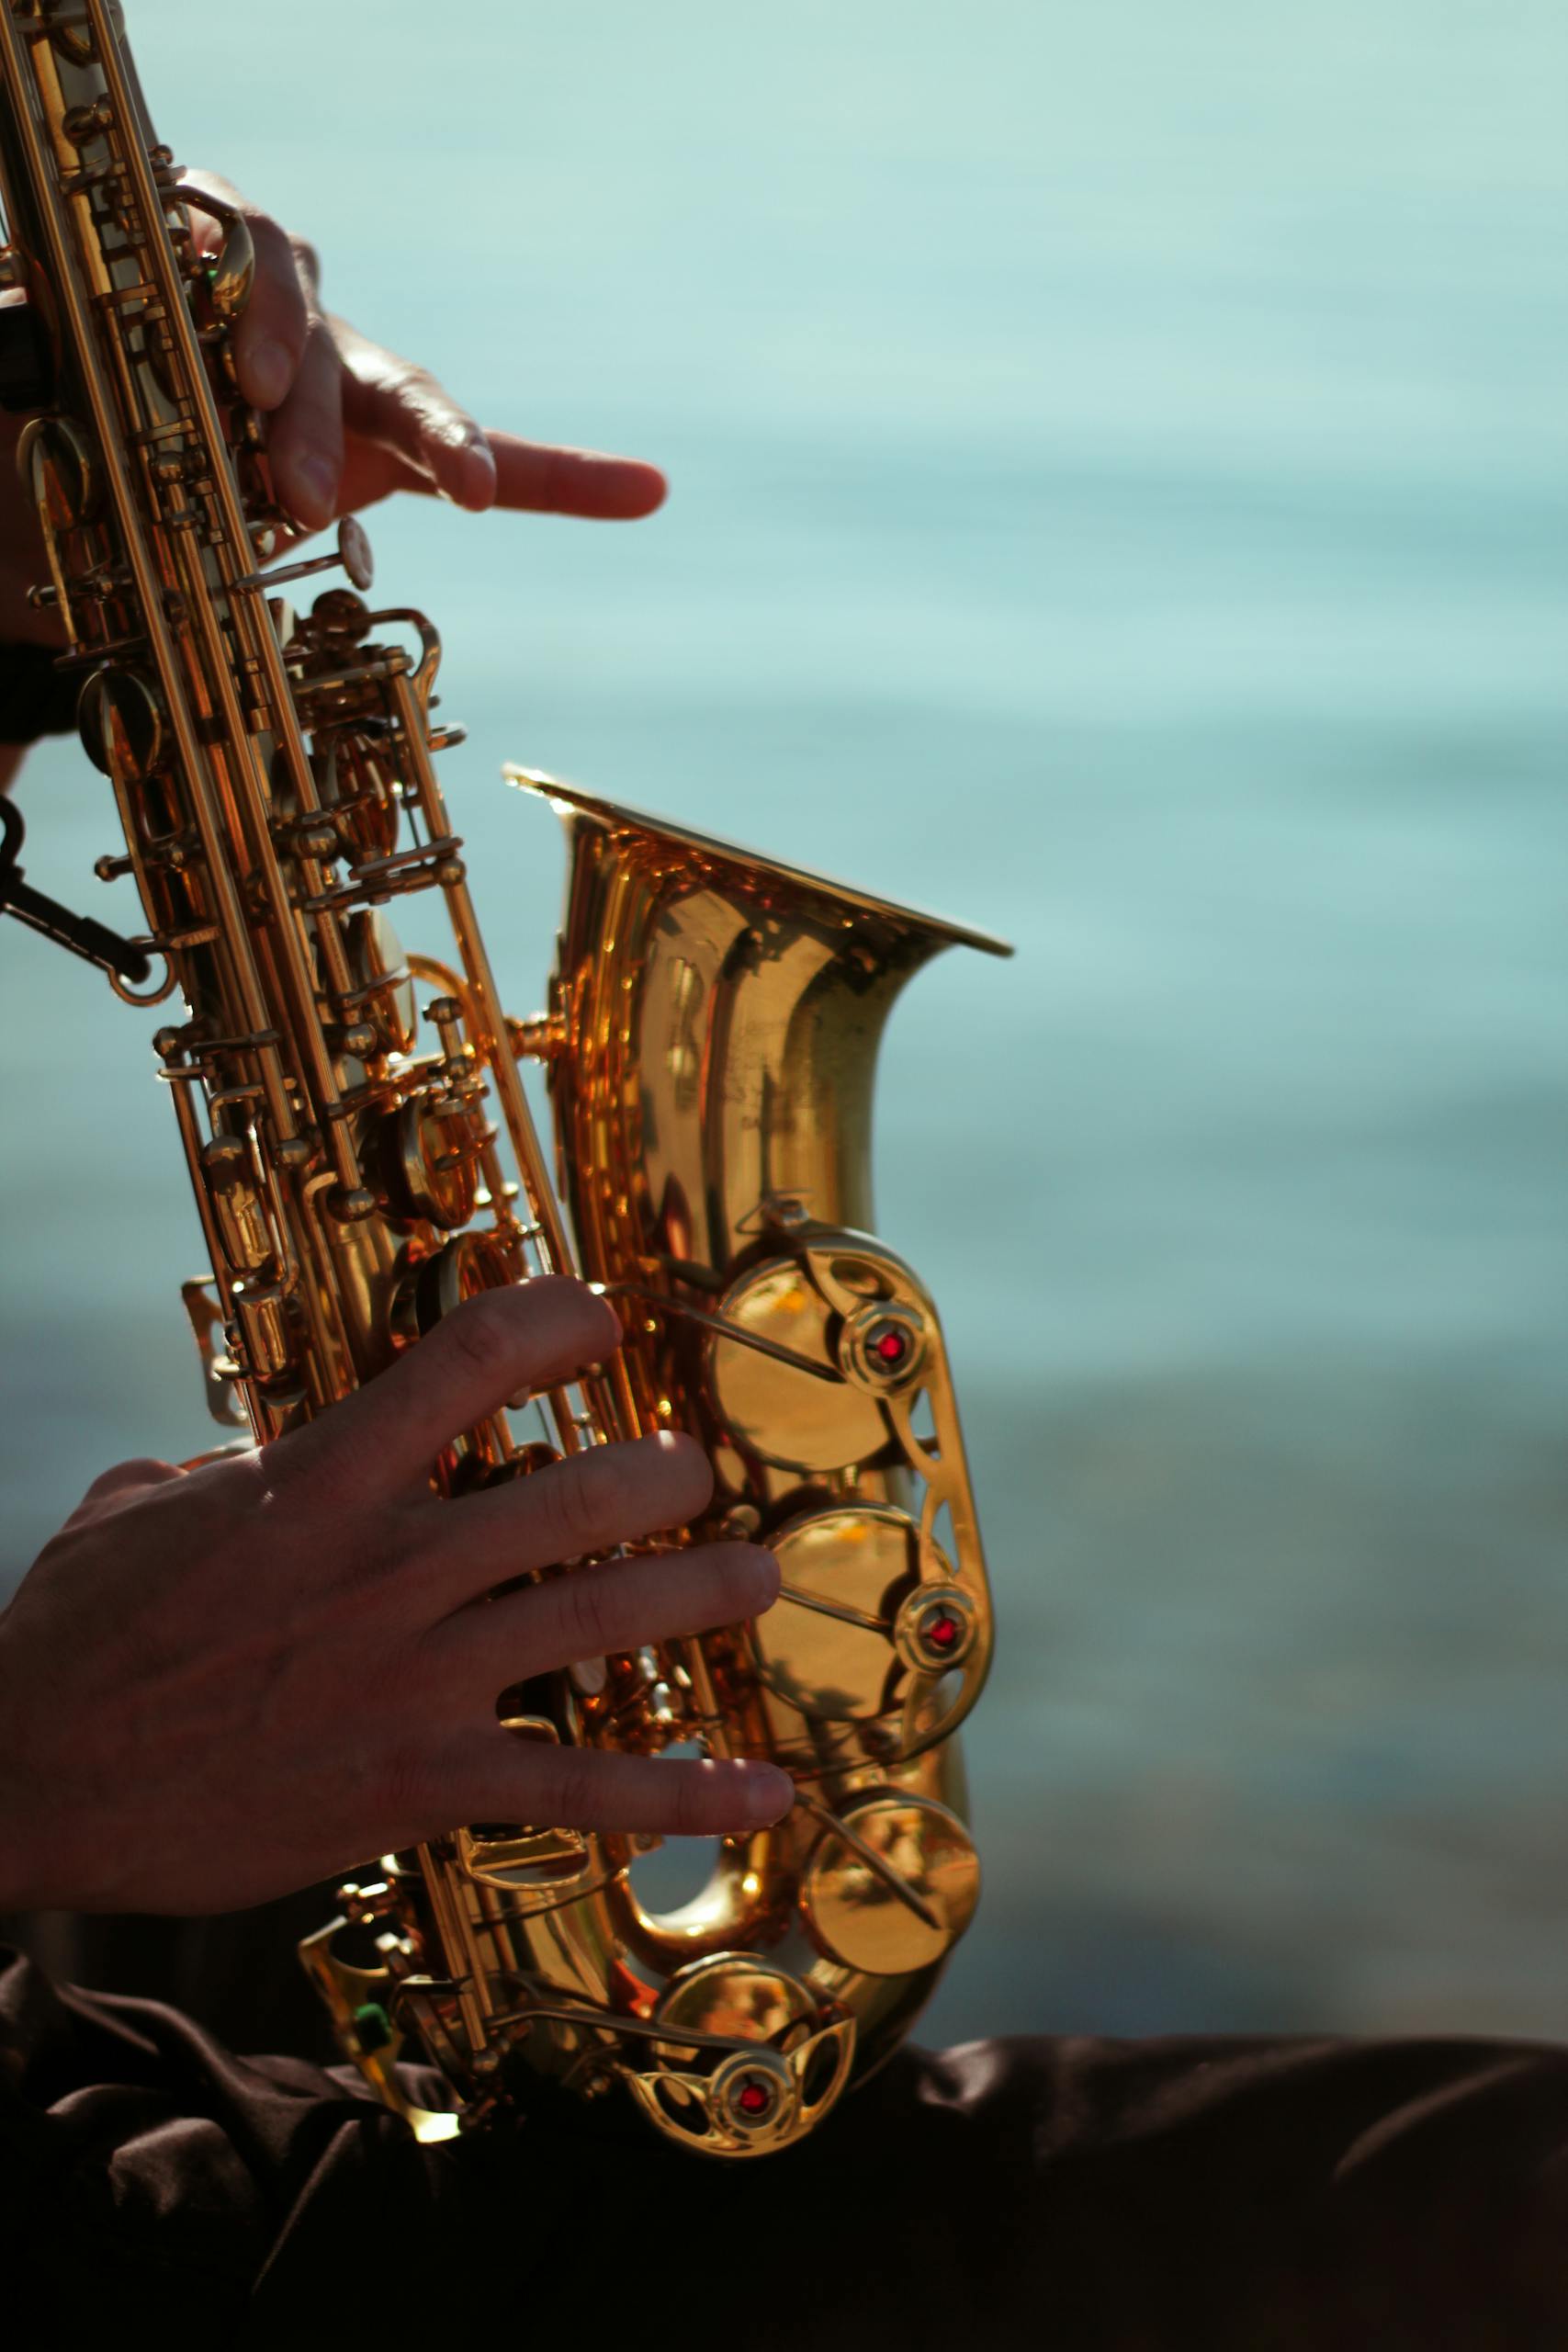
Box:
(710, 1258), (888, 1471)
(455, 1821), (591, 1892)
(800, 1794), (982, 1974)
(375, 1098), (480, 1231)
(635, 1957), (856, 2157)
(200, 1130), (274, 1278)
(76, 667), (164, 783)
(389, 1229), (515, 1347)
(177, 178), (254, 320)
(0, 3), (1007, 2158)
(316, 727), (400, 865)
(179, 1275), (248, 1430)
(653, 1952), (818, 2057)
(341, 909), (417, 1057)
(17, 413), (97, 530)
(763, 1506), (919, 1720)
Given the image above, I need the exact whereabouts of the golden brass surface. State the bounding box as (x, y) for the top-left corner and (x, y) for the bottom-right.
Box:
(799, 1795), (983, 1974)
(0, 0), (1007, 2155)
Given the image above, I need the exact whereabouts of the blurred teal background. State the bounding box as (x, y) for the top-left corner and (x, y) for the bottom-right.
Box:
(2, 1), (1565, 2045)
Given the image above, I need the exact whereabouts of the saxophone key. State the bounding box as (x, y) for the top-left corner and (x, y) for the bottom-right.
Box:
(368, 1097), (482, 1232)
(199, 1131), (275, 1280)
(76, 664), (164, 782)
(890, 1583), (982, 1675)
(330, 908), (417, 1057)
(178, 1276), (249, 1430)
(757, 1504), (915, 1724)
(797, 1792), (980, 1976)
(231, 1280), (295, 1382)
(387, 1229), (516, 1349)
(707, 1257), (889, 1474)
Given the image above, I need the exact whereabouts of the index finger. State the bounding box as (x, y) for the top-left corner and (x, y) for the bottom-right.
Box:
(488, 432), (667, 520)
(269, 1277), (619, 1497)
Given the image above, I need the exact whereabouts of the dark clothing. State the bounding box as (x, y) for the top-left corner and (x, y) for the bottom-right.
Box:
(5, 1946), (1568, 2347)
(0, 642), (77, 745)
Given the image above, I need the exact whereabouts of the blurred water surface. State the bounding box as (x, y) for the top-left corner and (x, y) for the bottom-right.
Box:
(2, 1), (1565, 2044)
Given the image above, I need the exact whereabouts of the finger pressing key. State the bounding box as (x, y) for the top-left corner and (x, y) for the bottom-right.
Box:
(430, 1737), (795, 1840)
(413, 1431), (715, 1615)
(427, 1541), (778, 1690)
(269, 1279), (622, 1499)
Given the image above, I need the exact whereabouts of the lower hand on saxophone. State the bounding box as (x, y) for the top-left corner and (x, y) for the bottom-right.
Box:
(0, 1279), (792, 1917)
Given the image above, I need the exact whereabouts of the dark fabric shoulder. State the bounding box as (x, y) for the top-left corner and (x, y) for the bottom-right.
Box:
(0, 641), (76, 745)
(7, 1944), (1568, 2347)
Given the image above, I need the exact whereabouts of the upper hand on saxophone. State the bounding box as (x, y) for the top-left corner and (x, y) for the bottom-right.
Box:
(0, 166), (667, 646)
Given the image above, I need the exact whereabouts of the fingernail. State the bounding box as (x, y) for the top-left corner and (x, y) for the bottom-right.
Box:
(294, 453), (337, 520)
(247, 337), (291, 407)
(457, 436), (497, 509)
(740, 1764), (795, 1825)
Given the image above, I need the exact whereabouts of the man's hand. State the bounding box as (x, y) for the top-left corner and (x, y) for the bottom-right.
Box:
(0, 169), (665, 644)
(0, 1280), (789, 1917)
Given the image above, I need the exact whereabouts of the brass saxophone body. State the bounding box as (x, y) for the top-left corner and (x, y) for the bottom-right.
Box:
(0, 0), (1006, 2158)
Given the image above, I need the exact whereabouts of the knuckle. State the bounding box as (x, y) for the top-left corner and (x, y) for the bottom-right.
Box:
(535, 1743), (595, 1827)
(381, 355), (439, 412)
(80, 1455), (178, 1507)
(233, 203), (299, 283)
(256, 1439), (399, 1599)
(696, 1544), (740, 1615)
(440, 1290), (520, 1390)
(555, 1565), (611, 1656)
(287, 231), (321, 287)
(541, 1451), (618, 1561)
(253, 1425), (322, 1509)
(668, 1767), (708, 1838)
(705, 1559), (749, 1627)
(295, 316), (344, 402)
(333, 1506), (413, 1604)
(381, 1736), (440, 1829)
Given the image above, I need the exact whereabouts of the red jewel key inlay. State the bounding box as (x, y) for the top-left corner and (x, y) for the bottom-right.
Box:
(738, 2081), (771, 2116)
(873, 1328), (908, 1366)
(925, 1612), (960, 1652)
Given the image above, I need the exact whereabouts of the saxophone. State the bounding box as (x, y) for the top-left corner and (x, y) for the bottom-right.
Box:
(0, 0), (1008, 2157)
